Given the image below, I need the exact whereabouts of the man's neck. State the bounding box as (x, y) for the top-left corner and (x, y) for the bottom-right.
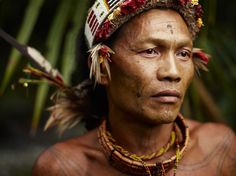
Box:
(108, 110), (175, 157)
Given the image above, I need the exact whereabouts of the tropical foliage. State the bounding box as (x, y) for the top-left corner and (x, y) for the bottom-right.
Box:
(0, 0), (235, 134)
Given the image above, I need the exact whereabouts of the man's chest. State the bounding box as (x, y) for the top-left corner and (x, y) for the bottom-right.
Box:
(82, 158), (220, 176)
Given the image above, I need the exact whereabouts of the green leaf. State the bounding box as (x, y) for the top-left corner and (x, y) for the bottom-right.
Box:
(30, 0), (73, 135)
(0, 0), (44, 95)
(61, 0), (90, 84)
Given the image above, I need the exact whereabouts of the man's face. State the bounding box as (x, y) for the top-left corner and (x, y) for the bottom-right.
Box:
(106, 9), (194, 124)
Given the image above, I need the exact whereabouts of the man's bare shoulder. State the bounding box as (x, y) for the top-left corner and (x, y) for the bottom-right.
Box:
(32, 128), (103, 176)
(185, 119), (236, 175)
(187, 119), (235, 148)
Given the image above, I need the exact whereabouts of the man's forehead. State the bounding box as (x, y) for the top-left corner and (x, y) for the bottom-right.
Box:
(116, 9), (192, 45)
(121, 10), (188, 31)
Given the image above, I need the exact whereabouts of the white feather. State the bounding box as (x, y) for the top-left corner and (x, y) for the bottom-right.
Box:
(88, 43), (114, 84)
(27, 46), (62, 79)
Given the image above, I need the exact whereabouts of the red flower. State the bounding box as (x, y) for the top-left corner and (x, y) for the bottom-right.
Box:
(178, 0), (189, 6)
(135, 0), (145, 6)
(95, 20), (112, 41)
(120, 0), (145, 15)
(120, 0), (138, 15)
(99, 45), (113, 62)
(194, 4), (203, 18)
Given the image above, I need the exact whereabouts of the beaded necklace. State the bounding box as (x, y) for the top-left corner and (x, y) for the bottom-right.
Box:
(106, 125), (177, 161)
(98, 114), (189, 176)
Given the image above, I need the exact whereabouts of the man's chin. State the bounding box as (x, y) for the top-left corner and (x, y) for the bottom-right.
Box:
(144, 110), (179, 125)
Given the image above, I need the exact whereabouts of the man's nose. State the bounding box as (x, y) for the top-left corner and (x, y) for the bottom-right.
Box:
(156, 53), (181, 82)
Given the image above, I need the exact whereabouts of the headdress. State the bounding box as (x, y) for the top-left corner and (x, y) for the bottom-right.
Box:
(85, 0), (209, 83)
(85, 0), (204, 48)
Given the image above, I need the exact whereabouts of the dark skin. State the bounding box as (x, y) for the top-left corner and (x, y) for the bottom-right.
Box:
(32, 10), (236, 176)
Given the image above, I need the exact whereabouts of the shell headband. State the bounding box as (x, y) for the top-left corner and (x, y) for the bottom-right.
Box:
(85, 0), (204, 48)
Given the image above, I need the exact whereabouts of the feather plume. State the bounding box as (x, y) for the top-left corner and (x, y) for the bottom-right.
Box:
(1, 28), (91, 134)
(1, 29), (98, 134)
(193, 48), (211, 74)
(26, 47), (64, 83)
(0, 28), (65, 86)
(88, 43), (114, 84)
(44, 79), (93, 135)
(23, 66), (66, 88)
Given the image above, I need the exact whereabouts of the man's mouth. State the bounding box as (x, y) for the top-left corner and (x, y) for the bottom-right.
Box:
(151, 90), (181, 103)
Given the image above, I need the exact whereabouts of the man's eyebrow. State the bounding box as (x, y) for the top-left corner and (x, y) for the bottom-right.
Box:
(135, 37), (193, 48)
(176, 40), (193, 48)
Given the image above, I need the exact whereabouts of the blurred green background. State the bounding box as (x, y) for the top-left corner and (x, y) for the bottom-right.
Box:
(0, 0), (235, 175)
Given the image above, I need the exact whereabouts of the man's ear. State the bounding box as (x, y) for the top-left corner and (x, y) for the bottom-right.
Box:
(99, 67), (110, 85)
(88, 56), (111, 85)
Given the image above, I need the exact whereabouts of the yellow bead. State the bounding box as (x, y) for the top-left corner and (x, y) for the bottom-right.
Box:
(108, 8), (121, 21)
(197, 18), (204, 28)
(191, 0), (199, 7)
(99, 56), (104, 64)
(23, 82), (28, 87)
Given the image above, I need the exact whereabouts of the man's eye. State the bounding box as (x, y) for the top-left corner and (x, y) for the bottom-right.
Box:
(176, 50), (191, 60)
(146, 49), (156, 54)
(139, 48), (160, 58)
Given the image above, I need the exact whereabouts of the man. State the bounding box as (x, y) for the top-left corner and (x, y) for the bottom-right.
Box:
(32, 0), (236, 175)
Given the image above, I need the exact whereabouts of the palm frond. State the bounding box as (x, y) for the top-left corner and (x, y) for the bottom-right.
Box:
(30, 0), (73, 135)
(0, 0), (44, 95)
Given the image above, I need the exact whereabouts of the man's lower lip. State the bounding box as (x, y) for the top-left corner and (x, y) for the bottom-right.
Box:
(151, 96), (179, 103)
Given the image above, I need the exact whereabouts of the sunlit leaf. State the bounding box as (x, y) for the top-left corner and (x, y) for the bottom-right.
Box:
(61, 0), (90, 84)
(0, 0), (44, 95)
(30, 0), (73, 135)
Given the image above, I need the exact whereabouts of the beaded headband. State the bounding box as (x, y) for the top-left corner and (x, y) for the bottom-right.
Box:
(85, 0), (204, 48)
